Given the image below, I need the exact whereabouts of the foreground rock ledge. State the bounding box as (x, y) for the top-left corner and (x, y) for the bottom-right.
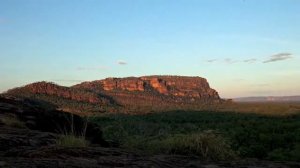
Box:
(0, 126), (299, 168)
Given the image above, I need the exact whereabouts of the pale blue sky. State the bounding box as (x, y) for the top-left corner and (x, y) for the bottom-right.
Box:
(0, 0), (299, 98)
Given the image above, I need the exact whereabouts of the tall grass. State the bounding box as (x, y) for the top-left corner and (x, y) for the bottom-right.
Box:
(56, 114), (90, 148)
(0, 115), (26, 128)
(56, 134), (89, 148)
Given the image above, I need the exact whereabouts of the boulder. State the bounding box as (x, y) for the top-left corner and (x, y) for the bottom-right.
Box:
(0, 96), (105, 145)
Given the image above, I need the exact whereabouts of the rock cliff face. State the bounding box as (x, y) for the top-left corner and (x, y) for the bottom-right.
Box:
(73, 76), (221, 111)
(5, 76), (221, 113)
(74, 76), (220, 100)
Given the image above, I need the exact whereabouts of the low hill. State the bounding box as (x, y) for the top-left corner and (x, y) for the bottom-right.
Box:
(233, 96), (300, 102)
(5, 82), (117, 113)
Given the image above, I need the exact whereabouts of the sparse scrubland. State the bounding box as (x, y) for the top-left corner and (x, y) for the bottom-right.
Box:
(215, 102), (300, 116)
(92, 109), (300, 161)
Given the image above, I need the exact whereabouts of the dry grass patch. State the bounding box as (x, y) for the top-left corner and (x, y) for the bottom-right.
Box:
(56, 134), (89, 148)
(0, 115), (26, 128)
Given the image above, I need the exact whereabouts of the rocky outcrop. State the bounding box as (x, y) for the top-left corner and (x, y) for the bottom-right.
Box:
(0, 96), (105, 144)
(142, 76), (219, 98)
(1, 143), (298, 168)
(5, 76), (221, 113)
(102, 77), (145, 91)
(72, 76), (221, 112)
(7, 82), (113, 105)
(75, 76), (220, 100)
(5, 82), (117, 113)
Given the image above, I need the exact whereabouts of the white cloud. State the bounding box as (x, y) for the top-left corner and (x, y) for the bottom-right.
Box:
(244, 59), (257, 63)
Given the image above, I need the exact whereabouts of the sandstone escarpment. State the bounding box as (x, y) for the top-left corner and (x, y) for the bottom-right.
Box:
(73, 76), (221, 111)
(74, 76), (220, 100)
(5, 76), (221, 113)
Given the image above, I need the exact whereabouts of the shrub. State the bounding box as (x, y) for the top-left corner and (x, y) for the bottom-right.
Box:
(290, 144), (300, 161)
(102, 124), (128, 143)
(267, 145), (300, 161)
(56, 134), (89, 148)
(122, 131), (236, 161)
(0, 115), (26, 128)
(157, 131), (236, 160)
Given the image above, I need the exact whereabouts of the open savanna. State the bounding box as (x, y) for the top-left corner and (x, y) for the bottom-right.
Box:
(91, 102), (300, 161)
(206, 101), (300, 116)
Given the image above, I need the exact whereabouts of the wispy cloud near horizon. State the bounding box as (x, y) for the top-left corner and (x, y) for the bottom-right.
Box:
(206, 59), (217, 63)
(263, 53), (293, 63)
(117, 60), (127, 65)
(224, 58), (238, 64)
(205, 58), (239, 64)
(205, 52), (293, 65)
(244, 59), (257, 64)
